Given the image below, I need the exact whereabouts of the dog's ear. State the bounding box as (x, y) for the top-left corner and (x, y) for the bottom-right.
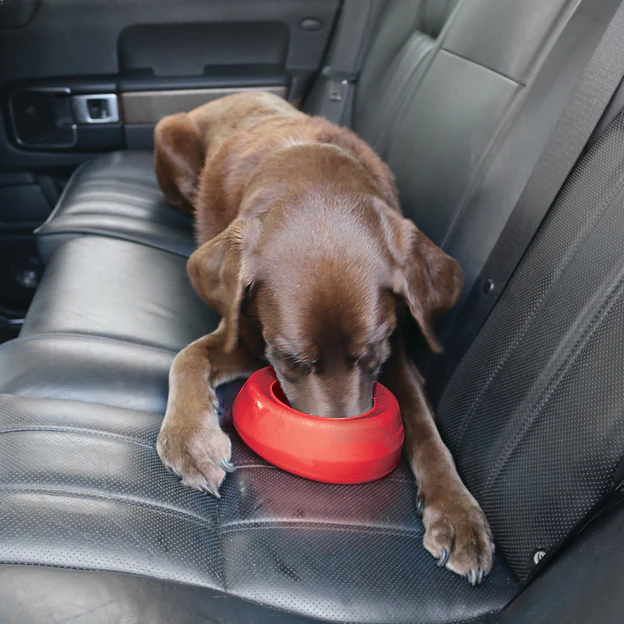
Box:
(154, 113), (205, 213)
(383, 210), (463, 353)
(187, 217), (262, 352)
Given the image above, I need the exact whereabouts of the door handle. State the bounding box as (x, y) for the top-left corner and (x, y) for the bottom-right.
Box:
(71, 94), (119, 124)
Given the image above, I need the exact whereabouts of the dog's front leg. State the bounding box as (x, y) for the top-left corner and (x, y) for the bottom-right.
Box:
(157, 320), (263, 496)
(381, 335), (495, 584)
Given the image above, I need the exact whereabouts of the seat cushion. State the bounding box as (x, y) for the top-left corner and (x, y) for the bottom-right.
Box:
(0, 392), (520, 623)
(35, 151), (196, 262)
(0, 334), (173, 413)
(0, 231), (521, 622)
(0, 236), (219, 415)
(21, 236), (219, 352)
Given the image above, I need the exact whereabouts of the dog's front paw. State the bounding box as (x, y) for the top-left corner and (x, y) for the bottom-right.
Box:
(157, 412), (235, 497)
(418, 487), (494, 585)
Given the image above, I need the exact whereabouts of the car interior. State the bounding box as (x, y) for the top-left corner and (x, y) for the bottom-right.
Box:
(1, 0), (624, 622)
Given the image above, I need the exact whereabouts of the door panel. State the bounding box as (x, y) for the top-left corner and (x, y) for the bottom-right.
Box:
(0, 0), (340, 317)
(0, 0), (340, 171)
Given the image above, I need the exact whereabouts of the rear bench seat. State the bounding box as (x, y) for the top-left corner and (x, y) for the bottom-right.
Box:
(36, 151), (196, 262)
(1, 0), (624, 622)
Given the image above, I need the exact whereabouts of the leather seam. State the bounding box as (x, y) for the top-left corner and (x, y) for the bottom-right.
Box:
(0, 485), (216, 529)
(0, 487), (423, 539)
(452, 169), (624, 451)
(370, 0), (467, 157)
(7, 332), (180, 355)
(0, 562), (509, 624)
(219, 521), (422, 537)
(0, 426), (156, 450)
(228, 463), (414, 483)
(440, 48), (523, 86)
(36, 229), (192, 258)
(482, 269), (624, 496)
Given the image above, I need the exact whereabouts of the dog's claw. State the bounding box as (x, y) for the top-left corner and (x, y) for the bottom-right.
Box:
(437, 548), (449, 568)
(220, 458), (236, 473)
(416, 497), (425, 517)
(201, 484), (221, 499)
(468, 569), (477, 586)
(477, 569), (484, 585)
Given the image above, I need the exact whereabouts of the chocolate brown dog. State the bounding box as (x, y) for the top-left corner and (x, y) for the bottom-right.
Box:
(154, 91), (494, 584)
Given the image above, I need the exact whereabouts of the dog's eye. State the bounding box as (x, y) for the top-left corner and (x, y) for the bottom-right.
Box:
(273, 349), (315, 378)
(356, 341), (390, 376)
(286, 357), (312, 371)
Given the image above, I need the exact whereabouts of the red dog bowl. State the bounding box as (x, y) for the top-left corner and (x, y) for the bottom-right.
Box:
(232, 367), (404, 484)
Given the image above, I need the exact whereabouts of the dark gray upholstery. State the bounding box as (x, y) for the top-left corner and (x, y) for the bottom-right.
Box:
(0, 334), (173, 413)
(379, 0), (613, 302)
(22, 237), (219, 351)
(0, 392), (519, 623)
(3, 0), (624, 622)
(353, 0), (461, 154)
(35, 151), (196, 262)
(438, 112), (624, 582)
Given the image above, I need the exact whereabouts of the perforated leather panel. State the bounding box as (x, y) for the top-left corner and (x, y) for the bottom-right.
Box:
(0, 393), (519, 623)
(438, 113), (624, 581)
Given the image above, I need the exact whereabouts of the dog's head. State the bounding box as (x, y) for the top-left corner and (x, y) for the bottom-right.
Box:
(188, 190), (462, 418)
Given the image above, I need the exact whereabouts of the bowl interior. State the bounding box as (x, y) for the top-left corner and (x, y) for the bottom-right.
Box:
(270, 379), (292, 408)
(268, 377), (378, 420)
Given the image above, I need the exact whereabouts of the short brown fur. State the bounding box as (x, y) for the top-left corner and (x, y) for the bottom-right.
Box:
(154, 92), (494, 583)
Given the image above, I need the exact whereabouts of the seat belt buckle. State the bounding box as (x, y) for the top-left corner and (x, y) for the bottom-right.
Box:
(321, 66), (359, 102)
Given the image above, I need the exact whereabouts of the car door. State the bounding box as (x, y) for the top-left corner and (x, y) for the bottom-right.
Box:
(0, 0), (340, 330)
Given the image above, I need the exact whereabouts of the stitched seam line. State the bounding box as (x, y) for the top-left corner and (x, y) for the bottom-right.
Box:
(37, 229), (192, 258)
(0, 561), (508, 624)
(220, 521), (421, 538)
(0, 426), (155, 450)
(222, 462), (414, 482)
(0, 485), (215, 528)
(441, 48), (523, 86)
(453, 167), (624, 450)
(8, 332), (179, 355)
(482, 270), (624, 495)
(0, 487), (420, 538)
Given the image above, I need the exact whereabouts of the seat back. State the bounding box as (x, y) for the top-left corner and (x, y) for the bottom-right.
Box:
(438, 111), (624, 581)
(353, 0), (461, 153)
(351, 0), (624, 583)
(354, 0), (613, 311)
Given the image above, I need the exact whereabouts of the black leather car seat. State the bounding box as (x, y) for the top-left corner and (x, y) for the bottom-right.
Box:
(1, 0), (624, 622)
(36, 150), (196, 262)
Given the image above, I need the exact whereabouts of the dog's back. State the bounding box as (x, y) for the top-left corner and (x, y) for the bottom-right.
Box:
(155, 92), (399, 244)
